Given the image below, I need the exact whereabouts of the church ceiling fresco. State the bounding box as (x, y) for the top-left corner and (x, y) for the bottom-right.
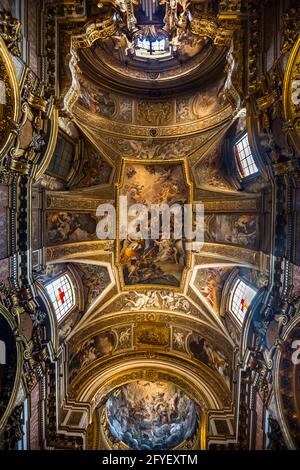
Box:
(204, 214), (259, 249)
(117, 160), (190, 288)
(68, 330), (116, 383)
(92, 131), (220, 161)
(106, 381), (198, 450)
(188, 333), (231, 388)
(29, 4), (262, 444)
(75, 71), (227, 126)
(78, 78), (117, 119)
(2, 0), (300, 454)
(46, 212), (99, 245)
(70, 140), (113, 189)
(75, 263), (111, 307)
(194, 266), (232, 312)
(193, 140), (235, 192)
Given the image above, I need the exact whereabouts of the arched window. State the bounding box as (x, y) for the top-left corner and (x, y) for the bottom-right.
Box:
(234, 133), (258, 178)
(230, 279), (257, 325)
(45, 274), (75, 322)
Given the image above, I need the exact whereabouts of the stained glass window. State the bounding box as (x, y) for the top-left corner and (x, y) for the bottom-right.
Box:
(234, 134), (258, 178)
(230, 279), (257, 325)
(45, 274), (75, 322)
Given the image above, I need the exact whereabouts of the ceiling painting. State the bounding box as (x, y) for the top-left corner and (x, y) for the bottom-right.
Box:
(116, 159), (191, 289)
(2, 0), (291, 453)
(106, 381), (198, 450)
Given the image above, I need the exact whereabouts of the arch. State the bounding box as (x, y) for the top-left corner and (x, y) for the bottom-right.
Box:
(0, 303), (23, 433)
(0, 36), (20, 158)
(273, 314), (300, 449)
(283, 36), (300, 155)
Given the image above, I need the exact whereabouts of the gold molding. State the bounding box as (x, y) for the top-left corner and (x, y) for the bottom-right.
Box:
(71, 360), (230, 412)
(283, 36), (300, 155)
(74, 104), (233, 140)
(63, 19), (117, 113)
(35, 105), (59, 180)
(0, 36), (20, 158)
(0, 302), (23, 433)
(115, 157), (193, 292)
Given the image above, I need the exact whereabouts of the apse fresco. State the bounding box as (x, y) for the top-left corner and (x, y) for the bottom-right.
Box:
(188, 333), (231, 388)
(68, 331), (115, 382)
(205, 214), (258, 248)
(106, 381), (198, 450)
(118, 162), (189, 287)
(194, 267), (232, 311)
(46, 212), (98, 244)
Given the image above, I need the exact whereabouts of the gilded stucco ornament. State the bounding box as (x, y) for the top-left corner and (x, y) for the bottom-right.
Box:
(0, 11), (21, 57)
(190, 17), (234, 48)
(283, 36), (300, 156)
(64, 18), (118, 114)
(0, 36), (20, 160)
(0, 303), (23, 435)
(3, 70), (56, 176)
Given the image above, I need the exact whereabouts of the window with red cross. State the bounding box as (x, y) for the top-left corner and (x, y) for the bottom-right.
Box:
(230, 279), (257, 325)
(45, 274), (75, 322)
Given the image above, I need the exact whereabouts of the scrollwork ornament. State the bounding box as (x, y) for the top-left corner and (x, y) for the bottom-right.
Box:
(0, 11), (21, 57)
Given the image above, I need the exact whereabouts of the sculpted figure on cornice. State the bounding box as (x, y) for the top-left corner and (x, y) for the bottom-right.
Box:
(123, 290), (191, 314)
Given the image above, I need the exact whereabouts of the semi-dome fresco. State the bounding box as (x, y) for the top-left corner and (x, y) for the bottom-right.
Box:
(1, 0), (300, 459)
(106, 381), (198, 450)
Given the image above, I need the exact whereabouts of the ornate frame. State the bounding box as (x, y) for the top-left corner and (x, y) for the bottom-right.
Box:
(0, 303), (23, 433)
(283, 36), (300, 155)
(115, 157), (193, 292)
(0, 36), (20, 159)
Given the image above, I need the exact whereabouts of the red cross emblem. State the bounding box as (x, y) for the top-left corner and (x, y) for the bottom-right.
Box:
(241, 298), (249, 312)
(56, 288), (65, 304)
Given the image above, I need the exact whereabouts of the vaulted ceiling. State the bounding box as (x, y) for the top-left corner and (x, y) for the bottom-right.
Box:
(1, 0), (300, 452)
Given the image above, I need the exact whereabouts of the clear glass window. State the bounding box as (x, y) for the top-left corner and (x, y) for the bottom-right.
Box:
(234, 134), (258, 178)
